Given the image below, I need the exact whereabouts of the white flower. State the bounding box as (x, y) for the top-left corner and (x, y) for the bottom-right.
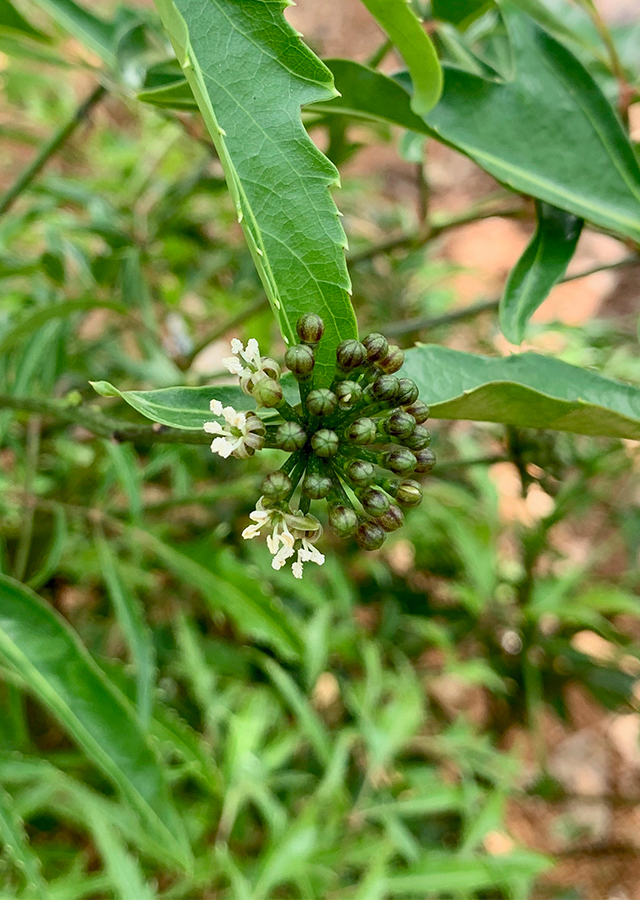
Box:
(204, 399), (264, 459)
(222, 338), (281, 395)
(291, 538), (325, 579)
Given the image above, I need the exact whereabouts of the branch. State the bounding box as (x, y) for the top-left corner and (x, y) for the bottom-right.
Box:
(0, 395), (210, 445)
(0, 84), (107, 219)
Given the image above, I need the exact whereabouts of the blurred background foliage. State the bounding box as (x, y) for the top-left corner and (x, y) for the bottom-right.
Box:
(1, 0), (640, 897)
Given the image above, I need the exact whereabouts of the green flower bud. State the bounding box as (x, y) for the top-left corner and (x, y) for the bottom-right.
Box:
(381, 476), (401, 497)
(252, 376), (283, 408)
(310, 428), (339, 458)
(261, 470), (292, 501)
(382, 447), (416, 475)
(404, 400), (430, 424)
(414, 447), (436, 474)
(344, 459), (375, 486)
(395, 378), (419, 406)
(370, 374), (399, 403)
(376, 504), (404, 532)
(362, 332), (389, 363)
(377, 345), (404, 374)
(336, 339), (366, 371)
(302, 472), (333, 499)
(346, 417), (377, 444)
(385, 409), (416, 438)
(328, 503), (358, 537)
(402, 425), (431, 451)
(396, 479), (423, 507)
(335, 380), (363, 409)
(355, 520), (386, 551)
(360, 487), (390, 516)
(306, 388), (337, 417)
(296, 313), (325, 345)
(285, 343), (315, 379)
(276, 421), (307, 452)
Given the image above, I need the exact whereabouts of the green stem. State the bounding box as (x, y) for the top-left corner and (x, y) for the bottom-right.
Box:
(13, 417), (41, 582)
(0, 84), (107, 219)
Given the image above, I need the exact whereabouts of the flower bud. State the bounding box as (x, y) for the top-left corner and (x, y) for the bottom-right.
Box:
(404, 400), (430, 424)
(362, 332), (389, 363)
(276, 421), (307, 452)
(306, 388), (337, 417)
(302, 472), (333, 499)
(396, 479), (423, 507)
(335, 380), (363, 409)
(310, 428), (339, 458)
(346, 417), (377, 444)
(336, 339), (366, 372)
(296, 313), (324, 345)
(261, 471), (292, 501)
(251, 376), (283, 408)
(385, 409), (416, 438)
(402, 425), (431, 451)
(377, 345), (404, 374)
(376, 504), (404, 532)
(285, 344), (315, 379)
(382, 447), (416, 475)
(244, 414), (266, 452)
(355, 520), (385, 550)
(395, 378), (419, 406)
(370, 374), (399, 403)
(344, 459), (375, 486)
(328, 503), (358, 537)
(361, 487), (390, 516)
(414, 447), (436, 474)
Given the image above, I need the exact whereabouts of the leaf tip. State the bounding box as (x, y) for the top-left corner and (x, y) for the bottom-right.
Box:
(89, 380), (119, 398)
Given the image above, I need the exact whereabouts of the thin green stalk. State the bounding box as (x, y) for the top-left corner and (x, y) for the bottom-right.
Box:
(0, 84), (106, 219)
(14, 417), (41, 582)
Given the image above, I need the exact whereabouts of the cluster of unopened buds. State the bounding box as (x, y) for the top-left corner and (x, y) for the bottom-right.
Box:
(203, 315), (435, 578)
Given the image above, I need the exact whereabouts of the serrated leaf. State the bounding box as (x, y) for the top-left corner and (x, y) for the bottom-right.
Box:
(500, 201), (583, 344)
(359, 0), (442, 114)
(92, 345), (640, 440)
(153, 0), (357, 386)
(0, 575), (190, 868)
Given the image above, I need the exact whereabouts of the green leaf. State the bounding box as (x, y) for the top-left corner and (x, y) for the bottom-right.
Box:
(0, 0), (48, 42)
(137, 533), (302, 660)
(359, 0), (442, 115)
(0, 300), (128, 356)
(0, 784), (47, 898)
(500, 201), (583, 344)
(95, 535), (156, 728)
(31, 0), (115, 64)
(0, 575), (190, 868)
(153, 0), (356, 386)
(432, 0), (494, 28)
(403, 345), (640, 439)
(93, 343), (640, 439)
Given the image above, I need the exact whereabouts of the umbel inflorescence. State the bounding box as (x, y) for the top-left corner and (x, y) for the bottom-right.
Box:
(204, 315), (435, 578)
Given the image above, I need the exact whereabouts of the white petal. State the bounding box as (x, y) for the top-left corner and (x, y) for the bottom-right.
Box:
(230, 338), (243, 354)
(249, 509), (270, 525)
(241, 338), (260, 366)
(209, 399), (224, 416)
(210, 437), (234, 458)
(203, 421), (226, 435)
(292, 561), (304, 579)
(242, 523), (263, 539)
(223, 357), (244, 375)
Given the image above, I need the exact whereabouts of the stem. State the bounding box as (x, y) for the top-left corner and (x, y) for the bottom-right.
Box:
(577, 0), (633, 125)
(0, 84), (107, 219)
(13, 417), (41, 581)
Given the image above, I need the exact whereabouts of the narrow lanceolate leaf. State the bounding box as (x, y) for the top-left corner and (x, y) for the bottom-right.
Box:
(0, 0), (48, 42)
(31, 0), (116, 64)
(0, 784), (47, 898)
(0, 575), (190, 868)
(431, 0), (494, 28)
(403, 345), (640, 439)
(358, 0), (442, 114)
(153, 0), (357, 386)
(500, 202), (583, 344)
(138, 532), (302, 660)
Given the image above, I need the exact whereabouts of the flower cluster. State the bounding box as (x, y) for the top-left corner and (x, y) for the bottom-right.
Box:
(203, 315), (435, 577)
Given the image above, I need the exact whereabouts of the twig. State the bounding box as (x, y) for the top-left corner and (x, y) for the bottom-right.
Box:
(382, 255), (640, 336)
(347, 203), (525, 265)
(0, 84), (107, 219)
(0, 394), (210, 445)
(577, 0), (634, 125)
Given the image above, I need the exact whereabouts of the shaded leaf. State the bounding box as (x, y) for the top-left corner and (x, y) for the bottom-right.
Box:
(500, 201), (583, 343)
(0, 0), (48, 42)
(0, 784), (46, 898)
(153, 0), (356, 385)
(31, 0), (115, 64)
(0, 575), (190, 867)
(359, 0), (442, 114)
(432, 0), (494, 28)
(0, 300), (128, 356)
